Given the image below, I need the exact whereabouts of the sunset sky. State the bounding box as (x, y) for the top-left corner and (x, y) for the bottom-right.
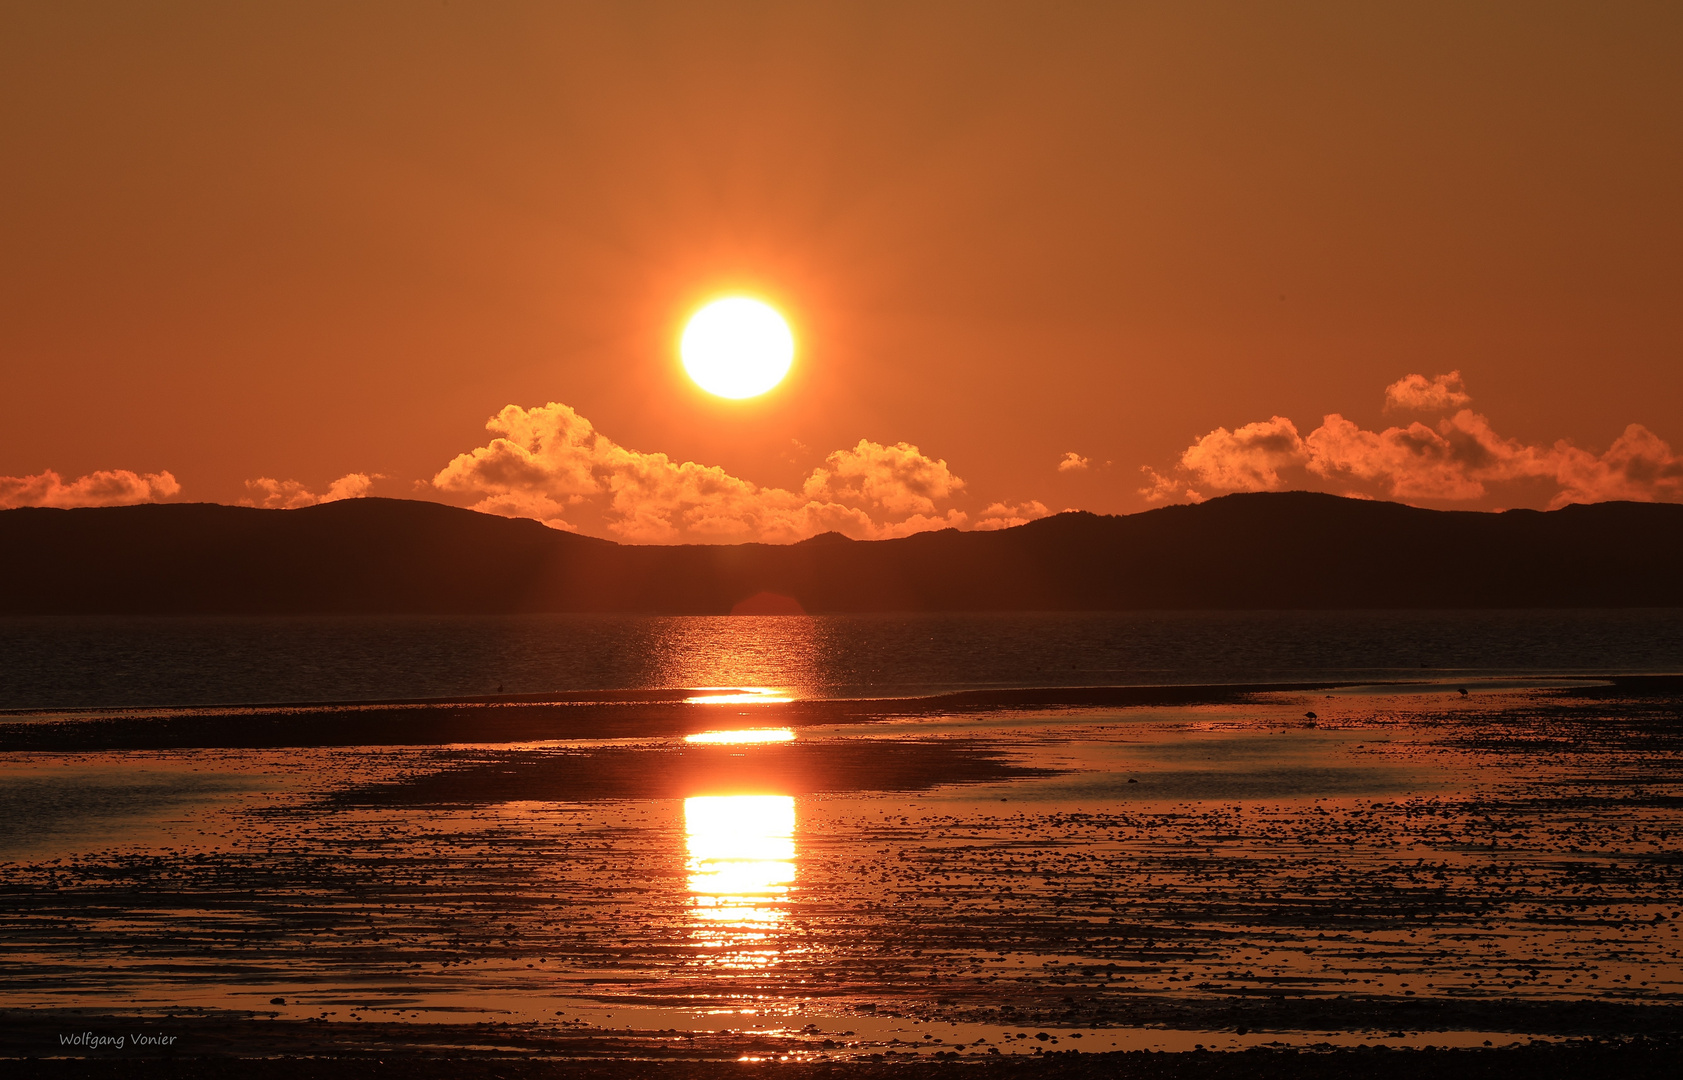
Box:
(3, 3), (1680, 541)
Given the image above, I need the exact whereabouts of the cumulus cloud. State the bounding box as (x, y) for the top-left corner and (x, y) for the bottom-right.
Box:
(433, 402), (984, 542)
(1552, 423), (1683, 505)
(804, 439), (965, 517)
(242, 472), (379, 509)
(1142, 373), (1683, 509)
(1057, 452), (1089, 472)
(1303, 410), (1547, 500)
(1178, 416), (1307, 492)
(1137, 466), (1203, 505)
(0, 468), (180, 509)
(1384, 370), (1472, 413)
(973, 500), (1052, 531)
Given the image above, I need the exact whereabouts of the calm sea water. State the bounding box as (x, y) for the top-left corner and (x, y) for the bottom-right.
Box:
(2, 610), (1679, 711)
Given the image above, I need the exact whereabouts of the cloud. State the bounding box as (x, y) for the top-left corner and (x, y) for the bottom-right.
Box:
(1179, 416), (1307, 492)
(433, 402), (980, 543)
(1137, 466), (1203, 505)
(803, 439), (964, 517)
(973, 500), (1052, 531)
(1057, 452), (1089, 472)
(1552, 423), (1683, 505)
(324, 473), (379, 501)
(242, 472), (379, 509)
(1143, 372), (1683, 509)
(1384, 370), (1471, 412)
(1304, 410), (1548, 500)
(0, 468), (180, 509)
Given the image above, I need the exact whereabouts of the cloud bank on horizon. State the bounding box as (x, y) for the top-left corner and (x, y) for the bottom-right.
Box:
(6, 377), (1679, 534)
(1141, 372), (1683, 509)
(431, 401), (1049, 543)
(0, 468), (179, 510)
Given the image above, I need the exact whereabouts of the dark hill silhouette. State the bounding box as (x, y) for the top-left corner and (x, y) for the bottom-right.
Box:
(1, 492), (1679, 614)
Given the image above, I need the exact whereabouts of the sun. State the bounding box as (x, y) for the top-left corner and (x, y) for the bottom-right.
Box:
(680, 297), (794, 399)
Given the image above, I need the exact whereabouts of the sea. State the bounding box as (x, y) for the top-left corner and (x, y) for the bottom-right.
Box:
(2, 608), (1679, 711)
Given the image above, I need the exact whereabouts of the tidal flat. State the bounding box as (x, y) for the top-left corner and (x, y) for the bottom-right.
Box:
(1, 679), (1680, 1070)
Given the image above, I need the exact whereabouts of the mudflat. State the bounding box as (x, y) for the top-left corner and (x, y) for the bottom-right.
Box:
(2, 680), (1680, 1070)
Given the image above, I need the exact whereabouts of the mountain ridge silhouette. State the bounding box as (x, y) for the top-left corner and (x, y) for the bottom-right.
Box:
(2, 491), (1679, 614)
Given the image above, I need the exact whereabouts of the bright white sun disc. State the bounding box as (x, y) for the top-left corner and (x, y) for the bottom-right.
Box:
(681, 298), (794, 399)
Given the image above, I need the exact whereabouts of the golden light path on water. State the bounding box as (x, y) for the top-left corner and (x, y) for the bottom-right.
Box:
(685, 794), (797, 969)
(682, 728), (795, 745)
(683, 687), (793, 705)
(648, 615), (823, 698)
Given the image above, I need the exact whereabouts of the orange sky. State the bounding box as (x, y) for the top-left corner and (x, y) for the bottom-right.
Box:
(2, 3), (1680, 539)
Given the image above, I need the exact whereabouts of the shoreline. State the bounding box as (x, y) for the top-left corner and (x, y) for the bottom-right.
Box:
(14, 671), (1683, 719)
(6, 675), (1682, 753)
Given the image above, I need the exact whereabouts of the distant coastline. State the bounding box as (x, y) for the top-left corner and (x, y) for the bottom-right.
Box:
(3, 490), (1681, 615)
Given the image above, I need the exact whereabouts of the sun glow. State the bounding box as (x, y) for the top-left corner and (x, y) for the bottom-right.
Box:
(680, 298), (794, 399)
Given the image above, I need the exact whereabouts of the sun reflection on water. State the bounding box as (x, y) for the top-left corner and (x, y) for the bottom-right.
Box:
(644, 617), (823, 698)
(683, 687), (793, 705)
(685, 795), (796, 968)
(683, 728), (795, 745)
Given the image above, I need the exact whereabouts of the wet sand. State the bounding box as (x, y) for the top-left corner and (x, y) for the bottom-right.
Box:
(1, 1044), (1681, 1080)
(2, 680), (1680, 1070)
(0, 683), (1329, 753)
